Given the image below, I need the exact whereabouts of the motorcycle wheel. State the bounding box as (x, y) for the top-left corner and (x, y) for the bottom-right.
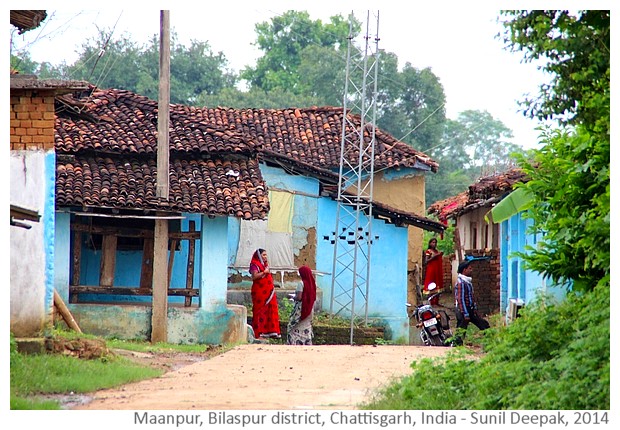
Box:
(419, 331), (432, 346)
(429, 333), (445, 346)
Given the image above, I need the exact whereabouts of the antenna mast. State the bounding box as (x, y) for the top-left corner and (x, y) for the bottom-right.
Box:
(329, 10), (380, 345)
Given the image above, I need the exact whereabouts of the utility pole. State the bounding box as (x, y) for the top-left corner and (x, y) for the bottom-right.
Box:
(151, 10), (170, 343)
(329, 11), (380, 345)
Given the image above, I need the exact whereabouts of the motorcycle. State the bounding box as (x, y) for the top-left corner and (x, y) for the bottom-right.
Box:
(407, 283), (453, 347)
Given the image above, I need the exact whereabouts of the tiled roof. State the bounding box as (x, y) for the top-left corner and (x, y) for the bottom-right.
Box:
(198, 106), (438, 172)
(428, 168), (528, 221)
(55, 88), (256, 155)
(427, 192), (470, 223)
(10, 10), (47, 34)
(54, 86), (440, 229)
(55, 87), (269, 219)
(56, 154), (266, 218)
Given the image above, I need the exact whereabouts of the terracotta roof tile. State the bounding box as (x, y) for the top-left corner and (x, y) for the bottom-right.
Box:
(56, 154), (267, 219)
(55, 86), (268, 219)
(54, 86), (440, 227)
(55, 88), (255, 155)
(199, 106), (438, 172)
(428, 168), (528, 221)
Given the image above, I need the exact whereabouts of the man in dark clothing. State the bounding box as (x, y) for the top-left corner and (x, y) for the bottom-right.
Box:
(453, 260), (490, 344)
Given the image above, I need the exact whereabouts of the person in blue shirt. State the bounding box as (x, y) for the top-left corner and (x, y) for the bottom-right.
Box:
(454, 260), (489, 344)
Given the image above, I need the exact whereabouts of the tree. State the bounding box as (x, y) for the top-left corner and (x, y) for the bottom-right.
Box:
(241, 11), (354, 94)
(377, 61), (447, 153)
(10, 53), (38, 74)
(61, 29), (235, 105)
(500, 10), (610, 140)
(502, 10), (610, 292)
(515, 128), (609, 292)
(453, 110), (522, 174)
(198, 87), (321, 109)
(297, 45), (347, 106)
(425, 110), (523, 207)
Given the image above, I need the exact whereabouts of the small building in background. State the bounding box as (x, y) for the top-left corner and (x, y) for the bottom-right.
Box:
(428, 168), (566, 320)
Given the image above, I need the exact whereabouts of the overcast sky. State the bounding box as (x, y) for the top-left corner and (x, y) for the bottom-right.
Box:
(9, 4), (558, 149)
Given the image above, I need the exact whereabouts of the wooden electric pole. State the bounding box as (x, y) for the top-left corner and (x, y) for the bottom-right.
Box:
(151, 10), (170, 343)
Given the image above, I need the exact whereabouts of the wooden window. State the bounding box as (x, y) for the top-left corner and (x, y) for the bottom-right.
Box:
(79, 216), (181, 251)
(484, 224), (489, 248)
(470, 222), (478, 249)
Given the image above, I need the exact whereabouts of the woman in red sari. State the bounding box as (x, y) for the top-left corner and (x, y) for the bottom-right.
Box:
(249, 249), (281, 339)
(423, 238), (444, 294)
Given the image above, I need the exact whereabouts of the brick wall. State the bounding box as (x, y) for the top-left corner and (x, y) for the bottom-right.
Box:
(465, 248), (500, 316)
(10, 89), (56, 151)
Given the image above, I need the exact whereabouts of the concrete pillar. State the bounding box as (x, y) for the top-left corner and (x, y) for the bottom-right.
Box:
(200, 216), (229, 310)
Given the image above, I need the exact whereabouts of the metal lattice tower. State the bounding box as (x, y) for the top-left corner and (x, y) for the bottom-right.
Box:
(329, 11), (380, 344)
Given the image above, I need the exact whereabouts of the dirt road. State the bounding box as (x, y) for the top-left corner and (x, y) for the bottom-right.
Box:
(73, 344), (451, 410)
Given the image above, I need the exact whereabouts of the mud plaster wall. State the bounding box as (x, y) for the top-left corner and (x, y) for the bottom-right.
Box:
(289, 227), (316, 281)
(227, 165), (319, 288)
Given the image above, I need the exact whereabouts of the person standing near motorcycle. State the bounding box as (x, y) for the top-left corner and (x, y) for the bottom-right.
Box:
(454, 260), (490, 344)
(423, 238), (444, 294)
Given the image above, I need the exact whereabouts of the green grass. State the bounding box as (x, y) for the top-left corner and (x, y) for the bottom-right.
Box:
(10, 343), (163, 410)
(9, 330), (223, 410)
(106, 338), (208, 354)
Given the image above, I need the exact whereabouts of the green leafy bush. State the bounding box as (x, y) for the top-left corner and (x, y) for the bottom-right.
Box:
(363, 284), (609, 410)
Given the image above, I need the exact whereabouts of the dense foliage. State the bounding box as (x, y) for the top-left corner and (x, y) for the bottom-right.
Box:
(500, 10), (610, 139)
(502, 10), (610, 293)
(240, 11), (353, 95)
(425, 110), (525, 205)
(515, 128), (610, 292)
(364, 284), (609, 409)
(365, 9), (610, 410)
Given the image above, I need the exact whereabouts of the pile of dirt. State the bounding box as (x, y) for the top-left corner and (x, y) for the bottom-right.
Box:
(46, 337), (111, 359)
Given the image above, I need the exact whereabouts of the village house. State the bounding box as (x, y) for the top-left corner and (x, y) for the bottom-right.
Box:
(11, 80), (443, 344)
(428, 168), (566, 320)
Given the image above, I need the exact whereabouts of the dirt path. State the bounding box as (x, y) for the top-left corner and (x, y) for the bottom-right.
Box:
(72, 344), (451, 410)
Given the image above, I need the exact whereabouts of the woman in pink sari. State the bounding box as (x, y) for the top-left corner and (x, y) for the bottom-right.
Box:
(249, 249), (281, 339)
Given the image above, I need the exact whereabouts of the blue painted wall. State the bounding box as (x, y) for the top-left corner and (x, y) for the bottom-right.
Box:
(57, 162), (412, 343)
(228, 164), (411, 341)
(55, 212), (247, 344)
(43, 153), (57, 320)
(316, 198), (410, 342)
(200, 216), (229, 309)
(76, 214), (203, 305)
(499, 211), (567, 314)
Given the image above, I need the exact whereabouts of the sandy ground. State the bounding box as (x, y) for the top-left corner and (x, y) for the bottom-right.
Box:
(72, 344), (451, 410)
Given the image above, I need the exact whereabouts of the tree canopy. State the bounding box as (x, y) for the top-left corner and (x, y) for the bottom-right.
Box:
(47, 29), (237, 105)
(501, 10), (610, 292)
(11, 10), (527, 208)
(240, 11), (354, 94)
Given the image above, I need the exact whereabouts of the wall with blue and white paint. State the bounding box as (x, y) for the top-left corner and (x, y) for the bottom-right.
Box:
(10, 150), (55, 337)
